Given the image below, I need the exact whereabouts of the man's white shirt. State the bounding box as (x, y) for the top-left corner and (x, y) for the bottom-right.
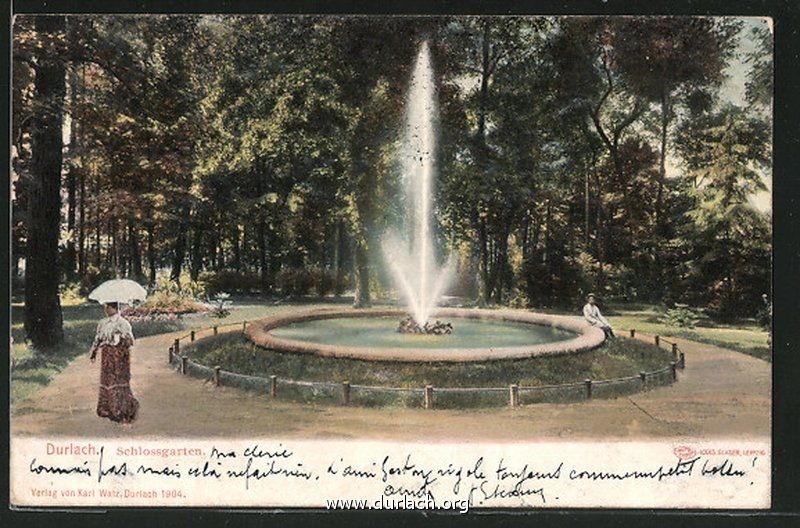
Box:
(583, 303), (610, 328)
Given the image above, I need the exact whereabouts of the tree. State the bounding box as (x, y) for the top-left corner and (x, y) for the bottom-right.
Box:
(745, 21), (773, 110)
(675, 105), (771, 318)
(439, 17), (552, 304)
(613, 17), (740, 230)
(11, 14), (770, 329)
(548, 18), (652, 295)
(23, 16), (67, 349)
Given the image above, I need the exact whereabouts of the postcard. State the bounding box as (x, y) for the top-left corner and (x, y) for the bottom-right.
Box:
(9, 13), (772, 510)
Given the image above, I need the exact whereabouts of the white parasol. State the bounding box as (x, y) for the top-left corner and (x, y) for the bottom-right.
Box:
(88, 279), (148, 305)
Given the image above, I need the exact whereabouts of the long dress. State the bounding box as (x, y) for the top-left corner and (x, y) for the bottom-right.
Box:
(92, 313), (139, 423)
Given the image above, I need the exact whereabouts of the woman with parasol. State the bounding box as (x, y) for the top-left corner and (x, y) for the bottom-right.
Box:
(87, 279), (147, 424)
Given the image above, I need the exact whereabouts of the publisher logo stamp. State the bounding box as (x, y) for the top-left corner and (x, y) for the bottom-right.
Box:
(673, 445), (697, 460)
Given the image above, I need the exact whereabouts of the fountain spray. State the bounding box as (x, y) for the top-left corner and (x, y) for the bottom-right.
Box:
(383, 41), (455, 327)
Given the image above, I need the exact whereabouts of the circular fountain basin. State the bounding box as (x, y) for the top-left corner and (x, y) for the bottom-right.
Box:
(245, 308), (606, 362)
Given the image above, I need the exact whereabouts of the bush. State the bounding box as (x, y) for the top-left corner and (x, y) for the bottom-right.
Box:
(505, 287), (530, 309)
(277, 266), (344, 297)
(659, 304), (702, 329)
(155, 271), (205, 298)
(209, 292), (232, 318)
(312, 267), (338, 297)
(277, 267), (314, 296)
(121, 270), (208, 321)
(333, 271), (349, 296)
(136, 290), (207, 313)
(200, 269), (261, 295)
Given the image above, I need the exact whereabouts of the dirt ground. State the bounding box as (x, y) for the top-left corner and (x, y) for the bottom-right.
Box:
(11, 325), (771, 441)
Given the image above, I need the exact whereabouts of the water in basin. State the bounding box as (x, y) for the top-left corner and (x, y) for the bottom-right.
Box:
(270, 316), (576, 350)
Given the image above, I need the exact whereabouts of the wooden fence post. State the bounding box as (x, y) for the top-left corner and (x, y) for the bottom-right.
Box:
(181, 356), (188, 375)
(670, 361), (677, 381)
(424, 385), (434, 409)
(654, 335), (660, 347)
(679, 352), (686, 369)
(639, 371), (647, 392)
(168, 346), (174, 365)
(213, 366), (221, 387)
(671, 343), (678, 360)
(342, 381), (351, 406)
(190, 330), (195, 342)
(584, 379), (592, 399)
(509, 384), (519, 407)
(213, 326), (218, 335)
(174, 338), (180, 356)
(630, 329), (636, 338)
(269, 375), (277, 398)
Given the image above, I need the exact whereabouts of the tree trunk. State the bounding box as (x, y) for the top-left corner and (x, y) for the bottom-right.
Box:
(353, 238), (371, 308)
(94, 201), (101, 267)
(170, 213), (188, 284)
(65, 165), (76, 280)
(493, 226), (511, 305)
(477, 216), (489, 305)
(257, 219), (268, 293)
(486, 235), (499, 303)
(242, 224), (249, 272)
(147, 222), (156, 285)
(656, 91), (669, 231)
(120, 218), (129, 277)
(333, 219), (346, 297)
(128, 219), (143, 281)
(78, 166), (86, 275)
(651, 91), (671, 302)
(477, 21), (490, 141)
(232, 225), (241, 272)
(77, 63), (87, 276)
(110, 218), (119, 276)
(189, 223), (203, 281)
(585, 152), (594, 247)
(64, 62), (80, 281)
(24, 15), (66, 350)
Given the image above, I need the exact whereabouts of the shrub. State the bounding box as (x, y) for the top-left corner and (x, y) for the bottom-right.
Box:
(209, 292), (232, 318)
(154, 271), (205, 298)
(505, 287), (530, 309)
(277, 267), (314, 296)
(312, 267), (338, 297)
(659, 304), (702, 329)
(200, 269), (261, 295)
(333, 271), (349, 296)
(121, 270), (208, 320)
(126, 291), (207, 317)
(275, 266), (350, 298)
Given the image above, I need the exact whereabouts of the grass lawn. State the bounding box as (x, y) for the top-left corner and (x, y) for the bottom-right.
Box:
(182, 331), (672, 408)
(603, 306), (771, 362)
(9, 296), (348, 407)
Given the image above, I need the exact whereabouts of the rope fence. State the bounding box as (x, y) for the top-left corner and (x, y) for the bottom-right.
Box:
(167, 322), (683, 409)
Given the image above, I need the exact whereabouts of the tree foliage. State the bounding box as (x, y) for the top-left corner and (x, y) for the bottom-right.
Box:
(12, 15), (773, 349)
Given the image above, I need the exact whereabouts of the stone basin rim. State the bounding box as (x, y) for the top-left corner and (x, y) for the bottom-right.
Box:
(244, 307), (606, 363)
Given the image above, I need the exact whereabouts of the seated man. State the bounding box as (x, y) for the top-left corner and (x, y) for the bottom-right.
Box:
(583, 293), (615, 339)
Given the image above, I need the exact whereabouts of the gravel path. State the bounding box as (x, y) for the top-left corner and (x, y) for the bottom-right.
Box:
(11, 325), (770, 441)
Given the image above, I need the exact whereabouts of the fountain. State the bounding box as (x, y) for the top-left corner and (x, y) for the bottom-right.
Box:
(243, 41), (606, 363)
(383, 40), (455, 333)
